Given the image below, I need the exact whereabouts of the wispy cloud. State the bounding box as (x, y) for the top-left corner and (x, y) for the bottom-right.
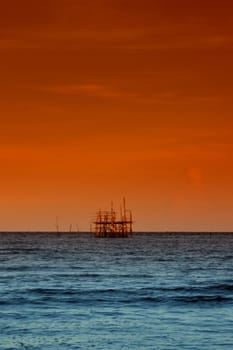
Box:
(40, 83), (228, 107)
(42, 83), (182, 105)
(116, 34), (233, 51)
(43, 84), (126, 98)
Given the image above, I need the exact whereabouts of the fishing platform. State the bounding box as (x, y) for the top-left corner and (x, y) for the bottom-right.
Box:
(93, 198), (133, 238)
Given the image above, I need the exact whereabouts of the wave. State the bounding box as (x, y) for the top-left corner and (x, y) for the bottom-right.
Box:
(173, 295), (231, 303)
(2, 283), (233, 297)
(1, 294), (232, 307)
(140, 284), (233, 292)
(1, 285), (232, 306)
(120, 295), (232, 304)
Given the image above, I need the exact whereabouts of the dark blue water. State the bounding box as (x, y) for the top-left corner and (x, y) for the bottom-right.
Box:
(0, 232), (233, 349)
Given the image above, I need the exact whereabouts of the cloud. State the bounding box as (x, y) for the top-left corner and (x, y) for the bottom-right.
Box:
(38, 82), (228, 107)
(43, 84), (124, 98)
(115, 34), (233, 51)
(1, 0), (233, 54)
(42, 84), (190, 106)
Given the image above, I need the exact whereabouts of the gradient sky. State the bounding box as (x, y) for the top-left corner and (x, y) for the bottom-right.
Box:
(1, 0), (233, 231)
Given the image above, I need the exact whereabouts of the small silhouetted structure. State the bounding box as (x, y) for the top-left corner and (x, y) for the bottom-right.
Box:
(93, 198), (133, 237)
(55, 216), (60, 234)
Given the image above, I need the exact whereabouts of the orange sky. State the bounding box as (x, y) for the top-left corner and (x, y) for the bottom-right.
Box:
(0, 0), (233, 231)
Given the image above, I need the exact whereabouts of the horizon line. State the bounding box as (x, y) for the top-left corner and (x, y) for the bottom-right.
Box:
(0, 231), (233, 234)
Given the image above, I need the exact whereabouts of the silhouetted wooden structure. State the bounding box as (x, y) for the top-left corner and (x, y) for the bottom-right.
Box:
(93, 198), (133, 237)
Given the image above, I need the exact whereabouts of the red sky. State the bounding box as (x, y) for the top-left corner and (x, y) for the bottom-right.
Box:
(0, 0), (233, 231)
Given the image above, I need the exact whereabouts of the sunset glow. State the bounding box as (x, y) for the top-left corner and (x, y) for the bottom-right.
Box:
(0, 0), (233, 231)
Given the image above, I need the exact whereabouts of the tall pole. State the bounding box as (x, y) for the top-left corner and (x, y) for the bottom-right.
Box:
(130, 210), (133, 235)
(123, 197), (126, 220)
(55, 216), (59, 234)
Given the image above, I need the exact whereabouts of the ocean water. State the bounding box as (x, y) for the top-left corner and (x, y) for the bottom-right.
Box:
(0, 232), (233, 350)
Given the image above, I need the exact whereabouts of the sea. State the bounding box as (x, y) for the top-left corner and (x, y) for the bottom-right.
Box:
(0, 232), (233, 350)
